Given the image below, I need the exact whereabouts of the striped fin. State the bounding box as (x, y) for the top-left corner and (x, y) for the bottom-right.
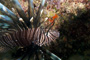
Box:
(0, 32), (19, 48)
(11, 0), (31, 27)
(41, 30), (60, 46)
(31, 27), (59, 46)
(0, 30), (19, 48)
(0, 34), (12, 48)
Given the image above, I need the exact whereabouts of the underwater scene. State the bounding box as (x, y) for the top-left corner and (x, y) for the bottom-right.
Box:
(0, 0), (90, 60)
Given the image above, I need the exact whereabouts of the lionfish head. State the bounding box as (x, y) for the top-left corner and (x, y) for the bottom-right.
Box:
(0, 0), (60, 59)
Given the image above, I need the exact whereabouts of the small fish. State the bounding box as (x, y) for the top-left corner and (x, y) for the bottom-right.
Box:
(48, 14), (58, 25)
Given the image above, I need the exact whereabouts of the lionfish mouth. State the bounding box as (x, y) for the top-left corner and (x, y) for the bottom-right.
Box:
(0, 0), (60, 59)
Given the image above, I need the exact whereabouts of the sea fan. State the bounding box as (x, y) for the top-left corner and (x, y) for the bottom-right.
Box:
(0, 0), (60, 60)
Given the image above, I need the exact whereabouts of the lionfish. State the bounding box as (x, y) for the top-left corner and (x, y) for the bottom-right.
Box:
(0, 0), (60, 60)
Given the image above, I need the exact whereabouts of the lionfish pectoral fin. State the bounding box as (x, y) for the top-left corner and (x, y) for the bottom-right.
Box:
(0, 3), (18, 22)
(0, 21), (17, 29)
(40, 47), (61, 60)
(0, 15), (20, 29)
(0, 3), (23, 29)
(0, 15), (13, 23)
(46, 50), (61, 60)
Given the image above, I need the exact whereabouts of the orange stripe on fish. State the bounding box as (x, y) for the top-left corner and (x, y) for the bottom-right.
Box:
(48, 14), (58, 25)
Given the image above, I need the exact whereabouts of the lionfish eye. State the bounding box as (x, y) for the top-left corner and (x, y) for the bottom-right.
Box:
(0, 0), (60, 60)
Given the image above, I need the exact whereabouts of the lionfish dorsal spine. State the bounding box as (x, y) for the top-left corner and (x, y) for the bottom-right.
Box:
(33, 0), (45, 28)
(10, 0), (31, 28)
(28, 0), (34, 19)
